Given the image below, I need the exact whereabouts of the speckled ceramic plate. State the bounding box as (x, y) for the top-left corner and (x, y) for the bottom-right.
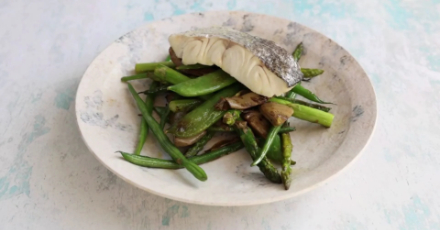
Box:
(75, 11), (377, 206)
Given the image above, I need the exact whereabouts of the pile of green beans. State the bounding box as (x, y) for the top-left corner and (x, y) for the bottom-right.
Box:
(116, 42), (335, 190)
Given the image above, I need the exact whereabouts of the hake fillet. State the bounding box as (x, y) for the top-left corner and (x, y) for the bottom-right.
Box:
(168, 27), (303, 97)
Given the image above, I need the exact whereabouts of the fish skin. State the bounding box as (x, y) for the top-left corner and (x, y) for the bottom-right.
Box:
(171, 27), (303, 87)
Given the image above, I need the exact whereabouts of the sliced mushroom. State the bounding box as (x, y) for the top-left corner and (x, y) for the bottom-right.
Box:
(259, 102), (294, 126)
(242, 110), (270, 138)
(174, 130), (207, 147)
(223, 92), (267, 110)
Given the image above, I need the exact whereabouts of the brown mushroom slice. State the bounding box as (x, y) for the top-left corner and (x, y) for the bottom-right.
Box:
(259, 102), (294, 126)
(242, 110), (270, 138)
(224, 92), (267, 110)
(174, 130), (207, 147)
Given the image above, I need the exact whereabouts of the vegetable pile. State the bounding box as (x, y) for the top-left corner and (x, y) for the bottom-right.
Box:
(118, 39), (334, 190)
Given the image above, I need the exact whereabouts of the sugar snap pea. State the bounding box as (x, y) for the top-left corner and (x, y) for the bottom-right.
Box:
(135, 62), (175, 73)
(281, 133), (293, 190)
(252, 125), (282, 166)
(168, 70), (237, 97)
(170, 84), (243, 138)
(127, 83), (207, 181)
(119, 141), (243, 169)
(153, 65), (191, 85)
(169, 99), (202, 113)
(185, 131), (215, 157)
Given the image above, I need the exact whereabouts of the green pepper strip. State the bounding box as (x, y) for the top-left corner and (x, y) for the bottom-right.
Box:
(127, 83), (207, 181)
(119, 141), (243, 169)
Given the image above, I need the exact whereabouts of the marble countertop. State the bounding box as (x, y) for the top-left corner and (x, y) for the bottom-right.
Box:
(1, 1), (439, 229)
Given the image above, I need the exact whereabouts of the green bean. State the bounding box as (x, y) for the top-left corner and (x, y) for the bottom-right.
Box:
(281, 133), (293, 190)
(127, 83), (207, 181)
(301, 68), (324, 78)
(121, 72), (165, 83)
(275, 97), (331, 112)
(291, 84), (331, 104)
(153, 65), (191, 84)
(160, 107), (171, 129)
(252, 125), (282, 166)
(168, 70), (236, 97)
(140, 85), (169, 95)
(285, 81), (300, 99)
(133, 82), (159, 155)
(168, 99), (202, 113)
(176, 64), (208, 70)
(223, 110), (241, 126)
(135, 62), (175, 73)
(185, 131), (215, 157)
(119, 141), (244, 169)
(278, 126), (296, 133)
(170, 84), (243, 138)
(134, 119), (148, 155)
(207, 126), (234, 132)
(269, 98), (334, 127)
(292, 42), (304, 62)
(235, 121), (281, 183)
(154, 106), (167, 117)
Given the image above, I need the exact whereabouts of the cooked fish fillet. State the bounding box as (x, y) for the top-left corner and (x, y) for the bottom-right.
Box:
(168, 27), (303, 97)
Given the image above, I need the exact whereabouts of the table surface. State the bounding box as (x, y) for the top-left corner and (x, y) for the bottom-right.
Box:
(1, 1), (439, 229)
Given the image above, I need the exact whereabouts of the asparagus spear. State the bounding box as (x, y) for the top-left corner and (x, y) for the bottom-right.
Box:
(185, 131), (215, 157)
(281, 133), (293, 190)
(269, 98), (334, 127)
(301, 68), (324, 78)
(223, 110), (241, 126)
(292, 42), (304, 62)
(275, 97), (331, 112)
(235, 120), (282, 183)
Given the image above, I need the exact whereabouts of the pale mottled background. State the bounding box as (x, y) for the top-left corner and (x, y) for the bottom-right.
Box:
(0, 0), (439, 230)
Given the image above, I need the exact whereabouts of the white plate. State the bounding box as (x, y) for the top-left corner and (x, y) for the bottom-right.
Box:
(75, 11), (377, 206)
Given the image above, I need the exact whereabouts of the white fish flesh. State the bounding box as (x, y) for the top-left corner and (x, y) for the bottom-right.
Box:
(168, 27), (303, 97)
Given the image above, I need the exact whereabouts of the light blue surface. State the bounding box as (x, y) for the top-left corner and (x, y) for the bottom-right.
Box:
(0, 0), (439, 229)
